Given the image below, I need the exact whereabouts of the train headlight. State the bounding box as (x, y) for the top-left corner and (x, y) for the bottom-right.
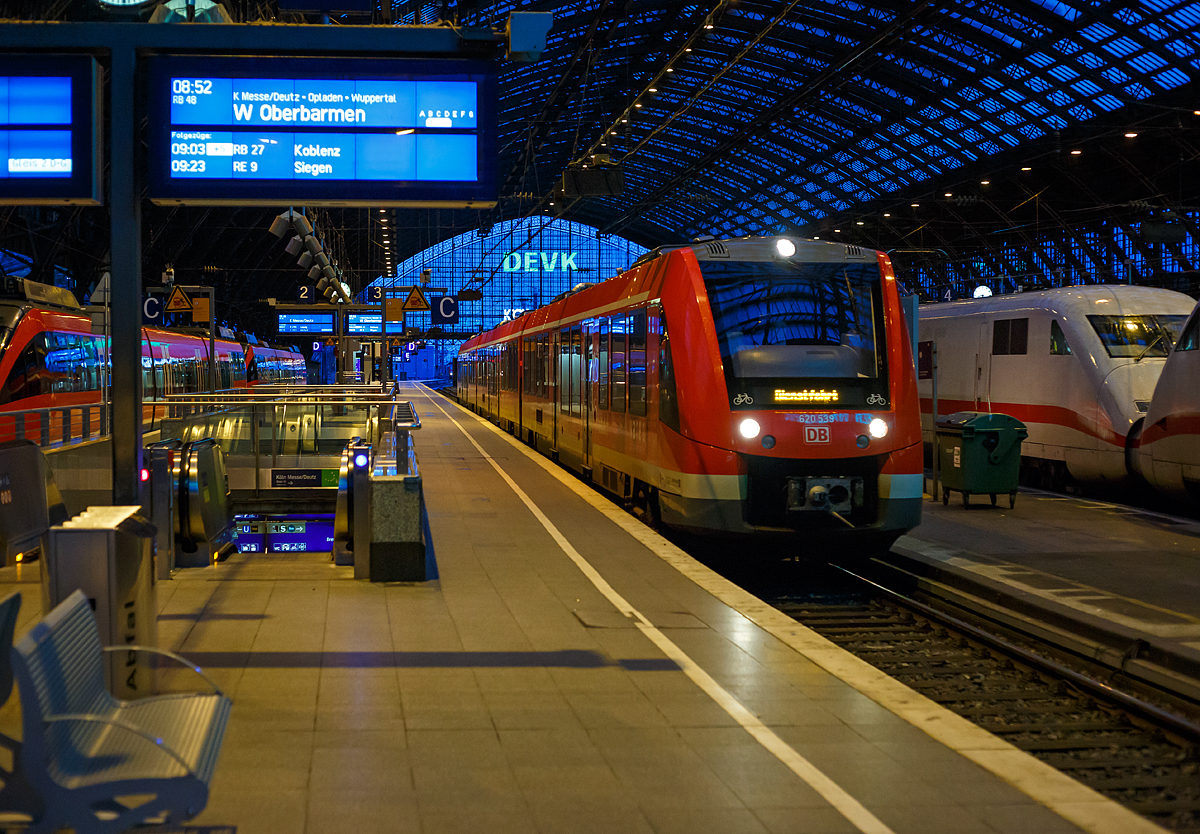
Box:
(775, 238), (796, 257)
(868, 418), (888, 439)
(739, 418), (761, 439)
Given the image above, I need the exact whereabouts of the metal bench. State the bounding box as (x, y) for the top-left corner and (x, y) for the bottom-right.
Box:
(11, 590), (231, 834)
(0, 590), (40, 825)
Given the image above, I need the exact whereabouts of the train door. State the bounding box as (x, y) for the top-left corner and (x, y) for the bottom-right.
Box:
(975, 320), (992, 410)
(517, 339), (524, 438)
(552, 330), (560, 450)
(583, 323), (594, 472)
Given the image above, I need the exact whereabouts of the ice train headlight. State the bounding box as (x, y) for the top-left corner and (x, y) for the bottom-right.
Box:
(868, 418), (888, 439)
(739, 418), (761, 439)
(775, 238), (796, 257)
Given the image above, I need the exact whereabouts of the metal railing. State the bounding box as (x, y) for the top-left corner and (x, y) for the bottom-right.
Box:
(0, 403), (107, 448)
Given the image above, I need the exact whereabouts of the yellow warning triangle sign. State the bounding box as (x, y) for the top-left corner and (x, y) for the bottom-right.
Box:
(165, 286), (193, 312)
(402, 286), (430, 312)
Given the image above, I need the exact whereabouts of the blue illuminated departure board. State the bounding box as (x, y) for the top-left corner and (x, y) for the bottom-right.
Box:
(148, 56), (496, 207)
(279, 313), (334, 334)
(346, 313), (383, 334)
(0, 56), (100, 205)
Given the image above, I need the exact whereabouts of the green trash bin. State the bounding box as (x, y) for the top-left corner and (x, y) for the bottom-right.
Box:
(935, 412), (1028, 509)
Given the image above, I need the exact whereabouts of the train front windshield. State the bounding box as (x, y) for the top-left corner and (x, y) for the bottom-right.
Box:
(701, 260), (889, 409)
(1087, 315), (1188, 358)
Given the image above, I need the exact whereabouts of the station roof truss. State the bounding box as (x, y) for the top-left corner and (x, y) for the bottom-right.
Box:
(2, 0), (1199, 329)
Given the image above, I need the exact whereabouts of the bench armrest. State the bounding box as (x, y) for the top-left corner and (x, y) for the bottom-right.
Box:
(101, 645), (226, 697)
(43, 713), (198, 779)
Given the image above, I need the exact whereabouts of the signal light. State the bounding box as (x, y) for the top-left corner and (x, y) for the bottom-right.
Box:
(354, 453), (369, 468)
(140, 468), (150, 482)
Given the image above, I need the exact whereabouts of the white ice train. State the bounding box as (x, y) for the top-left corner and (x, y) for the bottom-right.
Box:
(1131, 299), (1200, 504)
(917, 285), (1196, 490)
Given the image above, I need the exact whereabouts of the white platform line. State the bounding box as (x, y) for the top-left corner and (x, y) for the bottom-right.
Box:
(418, 385), (1168, 834)
(422, 392), (897, 834)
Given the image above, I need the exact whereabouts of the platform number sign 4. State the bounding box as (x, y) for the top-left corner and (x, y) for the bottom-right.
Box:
(940, 287), (955, 303)
(804, 426), (831, 444)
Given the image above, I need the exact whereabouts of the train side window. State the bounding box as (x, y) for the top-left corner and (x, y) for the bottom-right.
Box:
(992, 317), (1028, 355)
(1177, 315), (1199, 351)
(659, 315), (681, 433)
(570, 325), (583, 416)
(611, 316), (627, 413)
(0, 336), (40, 404)
(559, 327), (571, 412)
(598, 319), (609, 410)
(1050, 320), (1072, 355)
(629, 311), (647, 416)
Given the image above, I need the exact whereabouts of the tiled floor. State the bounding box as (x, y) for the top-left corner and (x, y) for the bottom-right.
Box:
(0, 386), (1105, 834)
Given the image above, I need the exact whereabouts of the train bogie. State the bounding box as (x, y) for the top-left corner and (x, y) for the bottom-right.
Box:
(917, 286), (1195, 490)
(459, 236), (924, 546)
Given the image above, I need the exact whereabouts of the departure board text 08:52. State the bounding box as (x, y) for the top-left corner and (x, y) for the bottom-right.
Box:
(167, 77), (478, 182)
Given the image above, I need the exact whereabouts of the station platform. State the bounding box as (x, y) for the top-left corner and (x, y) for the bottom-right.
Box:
(893, 489), (1200, 701)
(0, 383), (1168, 834)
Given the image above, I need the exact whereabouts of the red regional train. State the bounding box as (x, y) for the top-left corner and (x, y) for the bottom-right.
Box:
(457, 236), (923, 547)
(0, 277), (305, 441)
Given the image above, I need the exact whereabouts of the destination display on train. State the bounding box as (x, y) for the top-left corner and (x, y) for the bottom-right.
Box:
(148, 57), (497, 207)
(0, 56), (100, 205)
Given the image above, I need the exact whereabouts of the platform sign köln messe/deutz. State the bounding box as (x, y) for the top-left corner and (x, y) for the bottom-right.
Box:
(147, 56), (496, 207)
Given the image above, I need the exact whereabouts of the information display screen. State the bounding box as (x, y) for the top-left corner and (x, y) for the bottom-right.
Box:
(279, 312), (334, 334)
(346, 312), (383, 334)
(0, 56), (100, 205)
(148, 56), (496, 207)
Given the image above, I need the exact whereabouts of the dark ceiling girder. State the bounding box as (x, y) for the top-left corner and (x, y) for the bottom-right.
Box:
(599, 0), (943, 235)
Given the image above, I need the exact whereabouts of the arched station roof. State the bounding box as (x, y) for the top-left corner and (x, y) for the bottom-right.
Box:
(1, 0), (1198, 330)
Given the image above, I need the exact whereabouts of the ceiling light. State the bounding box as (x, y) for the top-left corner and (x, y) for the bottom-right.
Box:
(944, 192), (952, 197)
(980, 180), (990, 185)
(685, 47), (692, 52)
(378, 209), (385, 213)
(834, 229), (841, 233)
(813, 236), (820, 239)
(395, 129), (414, 136)
(883, 213), (891, 217)
(649, 87), (657, 92)
(621, 118), (628, 123)
(634, 103), (642, 108)
(666, 68), (674, 72)
(911, 203), (919, 207)
(1021, 166), (1032, 171)
(1125, 132), (1138, 138)
(705, 23), (713, 29)
(381, 219), (388, 224)
(1070, 149), (1082, 155)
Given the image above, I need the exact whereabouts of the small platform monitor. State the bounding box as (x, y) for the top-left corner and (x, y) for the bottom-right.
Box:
(346, 312), (382, 334)
(0, 55), (101, 206)
(147, 55), (497, 208)
(278, 312), (334, 334)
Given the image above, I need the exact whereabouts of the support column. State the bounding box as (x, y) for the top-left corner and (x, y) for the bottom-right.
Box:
(110, 46), (143, 504)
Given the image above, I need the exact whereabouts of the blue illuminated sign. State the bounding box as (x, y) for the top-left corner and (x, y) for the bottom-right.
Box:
(149, 56), (496, 207)
(0, 56), (100, 205)
(279, 312), (334, 334)
(346, 312), (383, 334)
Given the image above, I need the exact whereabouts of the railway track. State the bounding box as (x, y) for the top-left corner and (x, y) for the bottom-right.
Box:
(765, 574), (1200, 833)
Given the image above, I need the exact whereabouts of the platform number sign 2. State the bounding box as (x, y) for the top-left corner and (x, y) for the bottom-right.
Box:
(299, 285), (312, 301)
(804, 426), (831, 444)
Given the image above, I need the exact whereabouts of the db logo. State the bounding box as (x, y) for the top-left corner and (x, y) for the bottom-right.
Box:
(804, 426), (830, 444)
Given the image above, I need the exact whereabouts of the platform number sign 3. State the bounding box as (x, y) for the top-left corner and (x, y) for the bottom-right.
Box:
(804, 426), (831, 444)
(368, 286), (384, 303)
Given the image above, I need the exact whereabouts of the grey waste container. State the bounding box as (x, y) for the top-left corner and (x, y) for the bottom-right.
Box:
(935, 412), (1028, 509)
(46, 506), (159, 698)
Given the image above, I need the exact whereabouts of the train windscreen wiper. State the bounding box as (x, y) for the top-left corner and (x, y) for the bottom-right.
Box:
(1133, 333), (1164, 363)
